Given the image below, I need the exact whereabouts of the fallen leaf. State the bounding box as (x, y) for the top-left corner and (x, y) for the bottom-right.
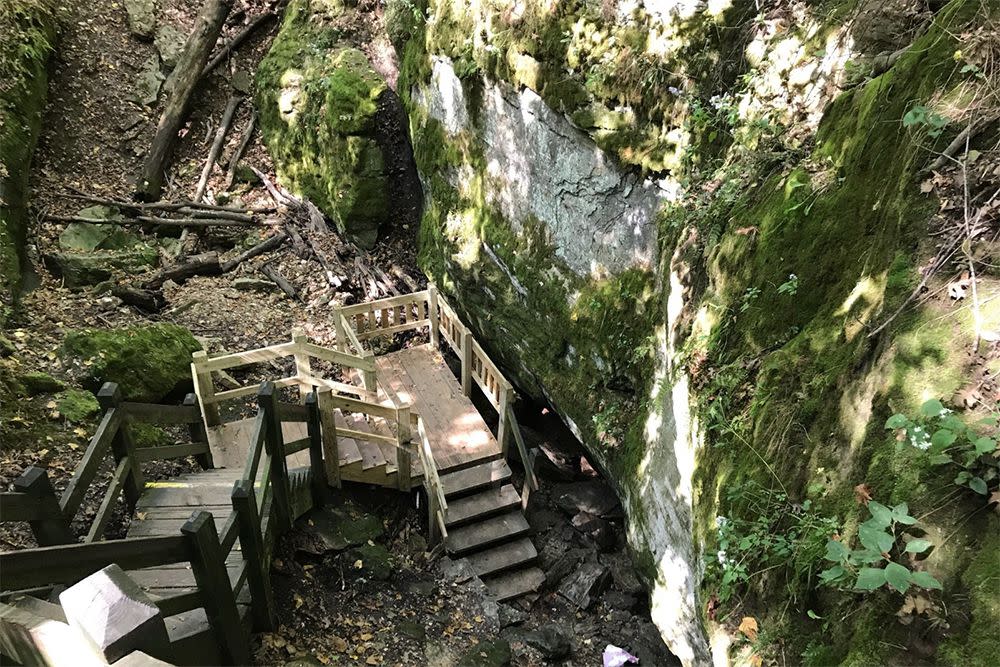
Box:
(353, 559), (363, 569)
(738, 616), (759, 642)
(920, 179), (934, 193)
(854, 483), (873, 505)
(294, 593), (304, 610)
(332, 637), (348, 653)
(947, 271), (971, 300)
(749, 655), (763, 667)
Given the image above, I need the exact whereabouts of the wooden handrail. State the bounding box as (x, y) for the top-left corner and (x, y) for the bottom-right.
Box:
(60, 406), (122, 518)
(84, 457), (131, 542)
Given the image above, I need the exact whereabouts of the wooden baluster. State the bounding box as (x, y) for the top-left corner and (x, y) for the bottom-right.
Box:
(13, 467), (75, 546)
(427, 284), (440, 348)
(183, 393), (214, 469)
(182, 511), (249, 665)
(334, 312), (348, 352)
(361, 351), (377, 395)
(380, 307), (389, 331)
(317, 389), (341, 488)
(191, 351), (221, 428)
(97, 383), (143, 509)
(428, 488), (440, 546)
(257, 382), (291, 532)
(231, 480), (276, 632)
(497, 386), (511, 458)
(305, 391), (328, 508)
(461, 330), (473, 397)
(396, 404), (411, 492)
(291, 329), (311, 389)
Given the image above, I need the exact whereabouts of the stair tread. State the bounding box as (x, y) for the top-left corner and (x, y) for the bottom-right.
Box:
(337, 411), (384, 469)
(445, 484), (520, 527)
(484, 566), (545, 602)
(463, 537), (537, 577)
(440, 459), (512, 498)
(446, 511), (530, 556)
(332, 410), (364, 467)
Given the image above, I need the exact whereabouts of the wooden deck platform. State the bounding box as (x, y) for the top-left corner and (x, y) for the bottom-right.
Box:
(206, 343), (502, 488)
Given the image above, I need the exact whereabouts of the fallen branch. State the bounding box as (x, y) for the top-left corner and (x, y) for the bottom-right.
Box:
(59, 190), (273, 214)
(925, 113), (1000, 174)
(201, 12), (277, 77)
(220, 231), (287, 272)
(260, 262), (298, 300)
(194, 95), (243, 202)
(43, 214), (253, 228)
(111, 287), (166, 313)
(137, 0), (235, 200)
(144, 251), (222, 289)
(224, 111), (256, 190)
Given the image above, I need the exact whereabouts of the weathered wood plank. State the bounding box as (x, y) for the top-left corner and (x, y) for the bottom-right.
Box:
(60, 407), (122, 518)
(121, 402), (201, 424)
(85, 457), (131, 542)
(134, 442), (211, 463)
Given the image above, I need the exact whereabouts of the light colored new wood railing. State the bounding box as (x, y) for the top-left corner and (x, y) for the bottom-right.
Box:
(414, 413), (448, 545)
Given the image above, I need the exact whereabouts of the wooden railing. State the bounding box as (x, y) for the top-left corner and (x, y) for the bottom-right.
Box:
(414, 414), (447, 545)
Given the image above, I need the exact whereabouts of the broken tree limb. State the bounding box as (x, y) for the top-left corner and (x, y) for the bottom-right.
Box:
(260, 263), (298, 300)
(194, 95), (243, 203)
(201, 12), (277, 77)
(58, 190), (273, 214)
(144, 252), (221, 289)
(137, 0), (234, 201)
(42, 214), (253, 228)
(220, 231), (288, 272)
(111, 287), (166, 313)
(224, 111), (256, 190)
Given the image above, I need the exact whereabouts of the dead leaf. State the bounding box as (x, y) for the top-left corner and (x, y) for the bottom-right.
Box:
(706, 595), (720, 621)
(738, 616), (759, 642)
(332, 637), (348, 653)
(735, 226), (758, 236)
(854, 483), (873, 505)
(920, 179), (934, 193)
(947, 271), (971, 300)
(353, 559), (363, 569)
(293, 593), (304, 610)
(749, 655), (763, 667)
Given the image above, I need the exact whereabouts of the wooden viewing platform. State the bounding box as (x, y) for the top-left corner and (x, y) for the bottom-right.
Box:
(0, 287), (541, 666)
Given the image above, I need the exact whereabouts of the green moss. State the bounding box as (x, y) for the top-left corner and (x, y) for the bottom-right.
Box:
(130, 423), (173, 449)
(55, 389), (99, 422)
(60, 323), (201, 402)
(18, 371), (65, 395)
(256, 2), (389, 248)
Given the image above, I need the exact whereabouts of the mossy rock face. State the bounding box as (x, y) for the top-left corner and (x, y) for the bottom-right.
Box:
(18, 371), (65, 396)
(60, 323), (201, 402)
(0, 1), (60, 322)
(43, 246), (159, 289)
(256, 3), (390, 248)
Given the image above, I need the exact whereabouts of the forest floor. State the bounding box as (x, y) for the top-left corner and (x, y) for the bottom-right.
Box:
(3, 0), (678, 664)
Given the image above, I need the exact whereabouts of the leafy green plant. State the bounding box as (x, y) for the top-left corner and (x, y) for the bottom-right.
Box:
(902, 105), (949, 138)
(708, 481), (838, 603)
(740, 287), (761, 312)
(777, 273), (799, 296)
(885, 399), (998, 496)
(819, 499), (941, 593)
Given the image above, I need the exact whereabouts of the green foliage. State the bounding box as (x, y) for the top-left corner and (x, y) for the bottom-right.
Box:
(902, 105), (949, 138)
(55, 389), (99, 423)
(776, 273), (799, 296)
(885, 399), (999, 497)
(707, 481), (839, 603)
(819, 499), (941, 593)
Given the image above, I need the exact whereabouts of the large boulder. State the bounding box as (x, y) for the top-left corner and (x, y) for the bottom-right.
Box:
(60, 323), (201, 402)
(44, 209), (159, 287)
(256, 1), (419, 248)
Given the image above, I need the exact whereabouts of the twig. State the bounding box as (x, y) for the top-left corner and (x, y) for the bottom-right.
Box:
(224, 111), (257, 190)
(925, 113), (1000, 174)
(201, 12), (277, 77)
(220, 231), (288, 272)
(194, 95), (243, 203)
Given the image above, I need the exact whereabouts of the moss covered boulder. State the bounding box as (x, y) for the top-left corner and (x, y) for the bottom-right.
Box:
(256, 1), (403, 248)
(60, 323), (201, 402)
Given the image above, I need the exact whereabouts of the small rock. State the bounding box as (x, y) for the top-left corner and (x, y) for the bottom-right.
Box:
(552, 480), (622, 519)
(558, 560), (611, 609)
(543, 548), (587, 590)
(396, 619), (425, 641)
(526, 508), (561, 533)
(231, 70), (253, 93)
(124, 0), (157, 38)
(346, 543), (392, 581)
(523, 624), (571, 660)
(498, 603), (527, 629)
(19, 371), (65, 396)
(457, 639), (511, 666)
(0, 334), (15, 357)
(603, 591), (639, 613)
(404, 578), (435, 597)
(571, 511), (617, 552)
(233, 277), (279, 293)
(602, 553), (644, 595)
(98, 296), (124, 311)
(295, 505), (383, 553)
(438, 556), (477, 584)
(155, 24), (187, 69)
(132, 56), (165, 106)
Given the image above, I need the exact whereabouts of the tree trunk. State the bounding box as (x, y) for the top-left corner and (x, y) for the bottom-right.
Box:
(136, 0), (234, 201)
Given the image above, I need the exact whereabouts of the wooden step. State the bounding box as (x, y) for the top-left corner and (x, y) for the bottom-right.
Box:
(345, 413), (387, 471)
(446, 512), (530, 556)
(445, 484), (520, 528)
(332, 410), (364, 467)
(441, 459), (512, 498)
(463, 537), (537, 577)
(484, 566), (545, 602)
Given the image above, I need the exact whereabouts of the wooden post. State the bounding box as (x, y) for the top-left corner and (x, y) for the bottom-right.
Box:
(305, 391), (328, 508)
(181, 511), (249, 665)
(427, 491), (440, 546)
(461, 329), (473, 397)
(257, 382), (291, 532)
(361, 351), (377, 394)
(98, 384), (143, 509)
(427, 284), (440, 348)
(396, 404), (412, 492)
(317, 389), (341, 488)
(497, 388), (511, 458)
(334, 313), (348, 353)
(13, 467), (74, 546)
(291, 329), (311, 393)
(191, 351), (221, 427)
(183, 393), (213, 470)
(231, 480), (276, 632)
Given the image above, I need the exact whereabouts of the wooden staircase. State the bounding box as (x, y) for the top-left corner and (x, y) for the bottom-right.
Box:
(440, 460), (544, 601)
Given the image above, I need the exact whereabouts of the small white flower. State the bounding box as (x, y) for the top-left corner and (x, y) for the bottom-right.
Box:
(715, 516), (728, 528)
(717, 550), (728, 565)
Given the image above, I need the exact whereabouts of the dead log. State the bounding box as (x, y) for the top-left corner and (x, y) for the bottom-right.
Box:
(144, 251), (221, 289)
(260, 263), (298, 300)
(224, 111), (256, 190)
(194, 95), (243, 202)
(137, 0), (234, 201)
(43, 214), (251, 228)
(202, 12), (277, 77)
(220, 231), (287, 272)
(112, 287), (166, 312)
(58, 190), (272, 214)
